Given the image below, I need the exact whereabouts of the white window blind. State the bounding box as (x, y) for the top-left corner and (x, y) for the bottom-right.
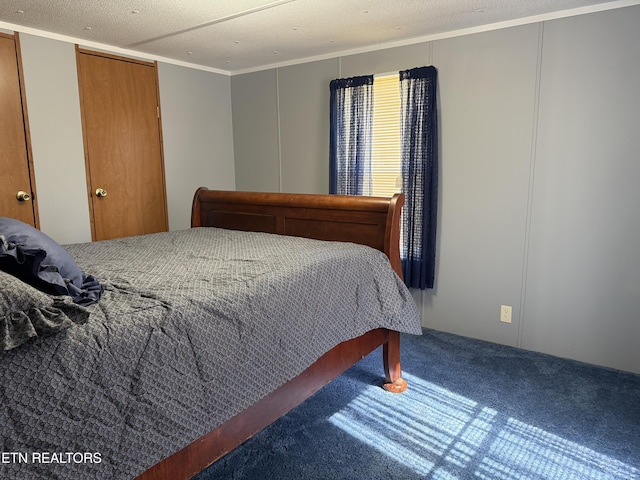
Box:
(371, 74), (402, 198)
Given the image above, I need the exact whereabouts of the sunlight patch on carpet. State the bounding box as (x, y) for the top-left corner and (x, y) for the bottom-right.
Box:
(477, 418), (638, 480)
(328, 372), (638, 479)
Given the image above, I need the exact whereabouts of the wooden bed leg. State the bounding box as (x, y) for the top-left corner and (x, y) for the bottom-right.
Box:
(382, 330), (408, 393)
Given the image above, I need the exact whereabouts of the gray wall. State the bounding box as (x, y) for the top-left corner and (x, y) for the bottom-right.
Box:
(428, 24), (540, 348)
(231, 70), (280, 192)
(19, 35), (93, 244)
(231, 5), (640, 374)
(158, 63), (235, 230)
(523, 10), (640, 371)
(16, 33), (235, 242)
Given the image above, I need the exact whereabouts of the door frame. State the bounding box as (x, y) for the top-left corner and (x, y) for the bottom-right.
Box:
(1, 32), (40, 228)
(75, 46), (168, 240)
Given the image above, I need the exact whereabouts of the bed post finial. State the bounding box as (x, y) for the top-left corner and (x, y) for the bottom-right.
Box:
(384, 193), (405, 279)
(191, 187), (209, 228)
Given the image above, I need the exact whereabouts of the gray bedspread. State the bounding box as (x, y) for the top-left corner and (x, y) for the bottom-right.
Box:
(0, 227), (421, 479)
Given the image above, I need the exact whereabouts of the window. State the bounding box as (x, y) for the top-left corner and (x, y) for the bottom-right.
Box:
(329, 66), (438, 289)
(371, 74), (402, 198)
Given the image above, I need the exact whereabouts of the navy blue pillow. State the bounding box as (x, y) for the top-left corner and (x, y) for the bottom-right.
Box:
(0, 217), (102, 305)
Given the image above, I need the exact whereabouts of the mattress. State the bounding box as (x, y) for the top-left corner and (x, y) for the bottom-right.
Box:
(0, 227), (421, 479)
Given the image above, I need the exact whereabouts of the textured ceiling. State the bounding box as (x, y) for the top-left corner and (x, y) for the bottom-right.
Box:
(0, 0), (632, 74)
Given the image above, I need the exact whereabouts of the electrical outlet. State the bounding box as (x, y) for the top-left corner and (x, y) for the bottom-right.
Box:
(500, 305), (512, 324)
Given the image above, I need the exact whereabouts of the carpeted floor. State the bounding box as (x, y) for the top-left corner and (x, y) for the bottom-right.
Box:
(195, 329), (640, 479)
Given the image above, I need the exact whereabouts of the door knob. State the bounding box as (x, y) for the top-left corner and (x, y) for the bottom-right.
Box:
(16, 191), (31, 202)
(95, 188), (108, 198)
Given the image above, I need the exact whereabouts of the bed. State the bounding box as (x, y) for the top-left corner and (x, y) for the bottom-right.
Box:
(0, 189), (422, 480)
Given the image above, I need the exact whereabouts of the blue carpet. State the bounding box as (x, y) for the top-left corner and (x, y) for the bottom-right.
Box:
(195, 329), (640, 479)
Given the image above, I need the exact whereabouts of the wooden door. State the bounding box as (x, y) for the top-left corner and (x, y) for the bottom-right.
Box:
(77, 49), (168, 241)
(0, 33), (38, 227)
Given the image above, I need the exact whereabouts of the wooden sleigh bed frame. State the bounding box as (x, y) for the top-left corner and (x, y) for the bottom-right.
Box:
(137, 188), (410, 480)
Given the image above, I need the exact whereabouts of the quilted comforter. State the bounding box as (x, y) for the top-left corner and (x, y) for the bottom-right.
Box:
(0, 227), (421, 479)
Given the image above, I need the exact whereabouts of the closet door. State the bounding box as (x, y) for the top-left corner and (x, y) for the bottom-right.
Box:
(0, 33), (38, 226)
(77, 49), (168, 241)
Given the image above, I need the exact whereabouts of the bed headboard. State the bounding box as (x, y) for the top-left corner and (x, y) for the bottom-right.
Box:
(191, 188), (404, 278)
